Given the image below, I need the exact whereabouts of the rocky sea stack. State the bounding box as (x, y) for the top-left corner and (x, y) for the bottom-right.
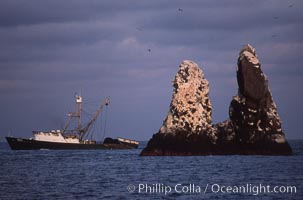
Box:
(141, 60), (216, 156)
(141, 44), (292, 156)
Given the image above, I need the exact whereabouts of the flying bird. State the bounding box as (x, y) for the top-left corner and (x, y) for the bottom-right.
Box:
(288, 4), (294, 8)
(148, 48), (151, 52)
(178, 8), (183, 12)
(136, 27), (143, 31)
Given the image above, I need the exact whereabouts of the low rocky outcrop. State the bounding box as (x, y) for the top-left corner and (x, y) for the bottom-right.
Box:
(140, 45), (292, 156)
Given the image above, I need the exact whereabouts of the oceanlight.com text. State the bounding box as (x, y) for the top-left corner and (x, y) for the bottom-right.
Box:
(127, 183), (297, 196)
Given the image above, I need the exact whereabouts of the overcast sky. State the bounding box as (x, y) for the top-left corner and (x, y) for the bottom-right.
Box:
(0, 0), (302, 141)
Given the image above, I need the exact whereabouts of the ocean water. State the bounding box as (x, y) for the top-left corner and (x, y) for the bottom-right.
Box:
(0, 140), (302, 200)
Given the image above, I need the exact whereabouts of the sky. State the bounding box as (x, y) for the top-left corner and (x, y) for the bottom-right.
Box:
(0, 0), (302, 141)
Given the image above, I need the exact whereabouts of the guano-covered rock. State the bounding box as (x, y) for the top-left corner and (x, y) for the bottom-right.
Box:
(140, 60), (216, 156)
(141, 45), (292, 156)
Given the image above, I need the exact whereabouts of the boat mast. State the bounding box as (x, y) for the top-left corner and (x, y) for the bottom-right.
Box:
(76, 95), (82, 134)
(62, 94), (82, 135)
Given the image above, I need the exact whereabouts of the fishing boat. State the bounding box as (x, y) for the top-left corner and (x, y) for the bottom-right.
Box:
(6, 95), (139, 150)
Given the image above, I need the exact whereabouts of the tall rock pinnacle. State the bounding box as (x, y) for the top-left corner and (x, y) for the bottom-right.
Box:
(159, 60), (212, 134)
(230, 44), (288, 145)
(214, 44), (292, 155)
(140, 60), (215, 156)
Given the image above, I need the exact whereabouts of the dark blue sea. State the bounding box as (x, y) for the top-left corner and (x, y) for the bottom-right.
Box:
(0, 140), (302, 200)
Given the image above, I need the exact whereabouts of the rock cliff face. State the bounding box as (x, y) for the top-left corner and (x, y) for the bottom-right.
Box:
(141, 45), (292, 156)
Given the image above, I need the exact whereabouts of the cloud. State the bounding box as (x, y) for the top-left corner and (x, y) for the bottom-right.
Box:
(0, 0), (302, 140)
(0, 0), (133, 27)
